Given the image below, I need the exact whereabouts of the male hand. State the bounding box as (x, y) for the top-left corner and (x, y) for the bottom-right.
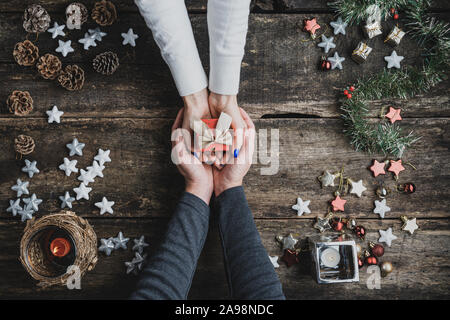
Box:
(172, 108), (214, 204)
(212, 108), (255, 197)
(208, 93), (247, 167)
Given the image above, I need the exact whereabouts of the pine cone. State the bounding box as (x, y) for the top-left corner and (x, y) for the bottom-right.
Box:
(66, 2), (88, 29)
(58, 65), (85, 91)
(93, 51), (119, 75)
(23, 4), (51, 33)
(13, 40), (39, 66)
(7, 90), (33, 116)
(91, 0), (117, 26)
(15, 134), (35, 155)
(36, 53), (62, 80)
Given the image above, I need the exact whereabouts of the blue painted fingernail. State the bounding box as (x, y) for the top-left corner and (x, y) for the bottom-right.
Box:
(234, 149), (239, 158)
(193, 152), (199, 159)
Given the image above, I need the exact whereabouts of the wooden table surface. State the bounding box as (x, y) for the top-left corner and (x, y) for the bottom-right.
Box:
(1, 0), (449, 299)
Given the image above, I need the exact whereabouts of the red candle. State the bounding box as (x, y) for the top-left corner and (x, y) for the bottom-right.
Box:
(50, 237), (71, 257)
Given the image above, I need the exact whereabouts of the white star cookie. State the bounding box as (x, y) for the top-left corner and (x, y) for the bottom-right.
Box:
(121, 28), (138, 47)
(349, 179), (367, 197)
(374, 199), (391, 218)
(95, 197), (115, 215)
(378, 228), (398, 247)
(59, 157), (78, 176)
(384, 50), (404, 69)
(292, 197), (311, 216)
(46, 105), (64, 124)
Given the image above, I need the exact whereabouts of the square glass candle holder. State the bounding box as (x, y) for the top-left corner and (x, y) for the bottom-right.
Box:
(309, 234), (359, 284)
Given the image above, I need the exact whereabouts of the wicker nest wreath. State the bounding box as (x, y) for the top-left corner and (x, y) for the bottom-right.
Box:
(20, 210), (98, 287)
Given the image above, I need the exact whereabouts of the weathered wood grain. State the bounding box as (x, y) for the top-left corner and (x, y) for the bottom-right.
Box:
(1, 13), (449, 118)
(0, 118), (448, 219)
(0, 218), (448, 299)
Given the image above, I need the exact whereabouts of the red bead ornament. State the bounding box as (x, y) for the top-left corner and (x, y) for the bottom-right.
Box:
(349, 86), (355, 92)
(369, 242), (385, 257)
(394, 13), (399, 20)
(365, 255), (378, 265)
(344, 89), (349, 95)
(320, 57), (331, 71)
(390, 8), (396, 14)
(346, 93), (352, 99)
(354, 225), (366, 239)
(400, 183), (416, 194)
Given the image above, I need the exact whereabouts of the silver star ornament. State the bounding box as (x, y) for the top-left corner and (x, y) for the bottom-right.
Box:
(314, 215), (332, 232)
(73, 183), (92, 200)
(125, 252), (147, 275)
(55, 40), (74, 57)
(378, 228), (398, 247)
(350, 179), (367, 198)
(278, 234), (298, 250)
(46, 105), (64, 124)
(59, 191), (75, 209)
(95, 197), (115, 215)
(7, 199), (22, 216)
(328, 52), (345, 70)
(98, 237), (115, 256)
(401, 216), (419, 235)
(330, 17), (347, 35)
(88, 27), (107, 41)
(132, 235), (149, 253)
(59, 157), (78, 176)
(78, 32), (97, 50)
(113, 231), (129, 250)
(292, 197), (311, 216)
(18, 203), (34, 222)
(66, 138), (85, 156)
(48, 22), (66, 39)
(318, 170), (336, 187)
(317, 35), (336, 53)
(384, 50), (404, 69)
(78, 168), (95, 185)
(121, 28), (138, 47)
(94, 149), (111, 165)
(87, 160), (105, 178)
(22, 159), (39, 178)
(22, 193), (42, 211)
(374, 199), (391, 218)
(11, 179), (30, 197)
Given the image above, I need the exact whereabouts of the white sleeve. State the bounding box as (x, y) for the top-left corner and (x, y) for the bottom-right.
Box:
(135, 0), (208, 96)
(207, 0), (251, 95)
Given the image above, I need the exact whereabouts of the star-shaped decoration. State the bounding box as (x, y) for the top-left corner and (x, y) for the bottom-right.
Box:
(94, 149), (111, 165)
(48, 22), (66, 39)
(18, 203), (34, 222)
(269, 255), (280, 269)
(87, 160), (105, 178)
(280, 249), (299, 267)
(330, 17), (347, 35)
(22, 193), (42, 212)
(378, 228), (398, 247)
(121, 28), (138, 47)
(314, 215), (332, 232)
(318, 170), (336, 187)
(317, 35), (336, 53)
(78, 168), (95, 185)
(331, 196), (346, 212)
(88, 27), (107, 41)
(59, 157), (78, 176)
(277, 234), (298, 250)
(6, 199), (22, 216)
(113, 231), (129, 250)
(401, 216), (419, 235)
(78, 32), (97, 50)
(46, 105), (64, 124)
(292, 197), (311, 216)
(59, 191), (75, 209)
(95, 196), (115, 215)
(132, 235), (149, 254)
(125, 252), (147, 275)
(370, 159), (386, 177)
(55, 40), (74, 57)
(22, 159), (39, 178)
(385, 106), (402, 124)
(98, 237), (115, 256)
(388, 159), (405, 177)
(374, 199), (391, 218)
(73, 183), (92, 200)
(384, 50), (404, 69)
(11, 178), (29, 197)
(328, 52), (345, 70)
(349, 179), (367, 197)
(66, 138), (85, 157)
(303, 18), (321, 36)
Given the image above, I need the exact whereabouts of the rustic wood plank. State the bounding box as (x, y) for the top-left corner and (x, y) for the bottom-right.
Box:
(0, 118), (448, 219)
(0, 218), (448, 299)
(1, 13), (449, 118)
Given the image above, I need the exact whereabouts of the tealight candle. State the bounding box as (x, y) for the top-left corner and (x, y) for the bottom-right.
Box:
(320, 247), (341, 268)
(50, 237), (71, 257)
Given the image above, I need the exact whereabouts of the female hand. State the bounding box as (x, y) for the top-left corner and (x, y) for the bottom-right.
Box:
(171, 108), (214, 204)
(212, 108), (255, 197)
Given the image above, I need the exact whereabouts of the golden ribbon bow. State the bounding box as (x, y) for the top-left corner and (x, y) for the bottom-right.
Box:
(191, 112), (233, 150)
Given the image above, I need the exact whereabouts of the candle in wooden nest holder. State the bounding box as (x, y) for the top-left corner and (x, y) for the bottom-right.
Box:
(50, 237), (71, 257)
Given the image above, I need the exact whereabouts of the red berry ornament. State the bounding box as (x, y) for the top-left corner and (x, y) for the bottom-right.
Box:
(320, 57), (331, 71)
(390, 8), (395, 14)
(369, 242), (385, 257)
(344, 90), (349, 95)
(354, 225), (366, 239)
(365, 255), (378, 265)
(349, 86), (355, 92)
(394, 13), (399, 20)
(346, 93), (352, 99)
(358, 257), (364, 268)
